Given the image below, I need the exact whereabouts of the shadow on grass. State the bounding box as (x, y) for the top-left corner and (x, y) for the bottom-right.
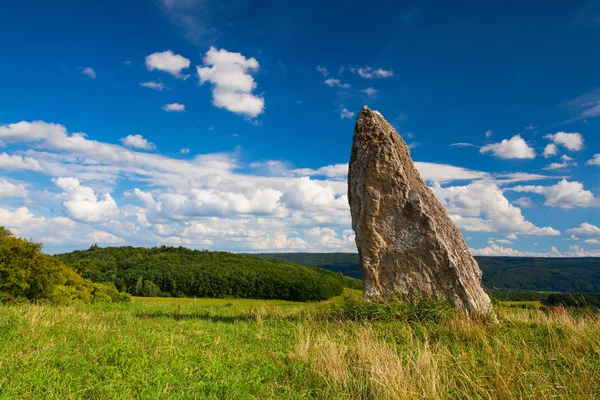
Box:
(133, 310), (309, 323)
(134, 312), (253, 323)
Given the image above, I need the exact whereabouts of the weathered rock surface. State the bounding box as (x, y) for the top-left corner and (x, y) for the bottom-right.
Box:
(348, 106), (494, 316)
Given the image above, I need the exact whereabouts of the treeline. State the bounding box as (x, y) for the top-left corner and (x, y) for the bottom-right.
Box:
(257, 253), (600, 293)
(0, 227), (129, 305)
(56, 246), (361, 302)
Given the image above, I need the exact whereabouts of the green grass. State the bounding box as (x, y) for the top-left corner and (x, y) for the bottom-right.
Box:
(1, 293), (599, 399)
(500, 300), (544, 308)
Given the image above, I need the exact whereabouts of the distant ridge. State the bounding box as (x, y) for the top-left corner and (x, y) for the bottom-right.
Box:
(256, 253), (600, 293)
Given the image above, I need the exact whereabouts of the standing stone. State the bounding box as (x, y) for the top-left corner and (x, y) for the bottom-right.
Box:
(348, 106), (494, 316)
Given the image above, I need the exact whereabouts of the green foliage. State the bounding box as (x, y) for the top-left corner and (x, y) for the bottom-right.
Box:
(0, 227), (128, 305)
(257, 253), (600, 292)
(56, 246), (360, 302)
(0, 227), (65, 303)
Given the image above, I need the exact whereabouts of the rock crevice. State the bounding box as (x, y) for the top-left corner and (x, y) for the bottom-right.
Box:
(348, 106), (494, 315)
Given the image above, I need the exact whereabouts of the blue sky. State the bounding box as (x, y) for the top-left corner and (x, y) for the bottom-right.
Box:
(0, 0), (599, 255)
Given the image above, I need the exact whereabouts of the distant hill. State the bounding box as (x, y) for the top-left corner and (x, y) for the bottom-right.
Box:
(56, 246), (361, 302)
(256, 253), (600, 293)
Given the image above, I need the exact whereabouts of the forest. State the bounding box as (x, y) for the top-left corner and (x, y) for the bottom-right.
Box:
(56, 246), (361, 302)
(257, 253), (600, 292)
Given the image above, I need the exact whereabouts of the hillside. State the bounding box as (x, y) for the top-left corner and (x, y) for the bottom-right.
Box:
(56, 246), (361, 302)
(256, 253), (600, 292)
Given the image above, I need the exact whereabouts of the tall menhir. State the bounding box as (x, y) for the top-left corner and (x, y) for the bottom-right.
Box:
(348, 106), (495, 316)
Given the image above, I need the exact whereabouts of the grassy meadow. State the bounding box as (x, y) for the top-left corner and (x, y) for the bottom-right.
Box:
(1, 291), (600, 399)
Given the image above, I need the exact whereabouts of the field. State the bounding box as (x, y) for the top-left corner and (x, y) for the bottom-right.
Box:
(1, 292), (600, 399)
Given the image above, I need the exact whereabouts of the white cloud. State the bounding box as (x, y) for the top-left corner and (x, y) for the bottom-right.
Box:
(470, 244), (546, 257)
(180, 148), (190, 154)
(0, 178), (27, 198)
(350, 66), (393, 79)
(197, 47), (264, 118)
(0, 207), (46, 234)
(587, 154), (600, 166)
(543, 155), (577, 170)
(362, 87), (378, 97)
(544, 132), (584, 151)
(543, 143), (558, 158)
(340, 108), (355, 119)
(140, 81), (166, 91)
(584, 239), (600, 245)
(145, 50), (190, 78)
(485, 130), (493, 138)
(82, 67), (96, 79)
(120, 134), (156, 150)
(88, 230), (124, 244)
(480, 135), (535, 159)
(316, 65), (329, 76)
(325, 78), (351, 89)
(414, 162), (489, 184)
(566, 223), (600, 236)
(566, 245), (600, 257)
(510, 179), (596, 209)
(0, 153), (42, 171)
(163, 103), (185, 112)
(292, 164), (348, 179)
(506, 234), (518, 240)
(513, 197), (534, 208)
(525, 124), (536, 131)
(431, 180), (559, 236)
(53, 177), (118, 222)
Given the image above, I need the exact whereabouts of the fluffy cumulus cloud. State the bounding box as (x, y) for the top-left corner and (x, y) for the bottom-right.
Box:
(145, 50), (190, 78)
(120, 134), (155, 150)
(566, 223), (600, 237)
(0, 153), (42, 171)
(479, 135), (535, 159)
(53, 177), (119, 222)
(0, 178), (27, 198)
(350, 66), (394, 79)
(510, 179), (596, 209)
(162, 103), (185, 112)
(431, 180), (559, 236)
(543, 143), (558, 158)
(543, 155), (576, 170)
(544, 132), (584, 151)
(197, 47), (265, 118)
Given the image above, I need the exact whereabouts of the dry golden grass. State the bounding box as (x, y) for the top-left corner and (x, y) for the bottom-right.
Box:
(294, 306), (600, 399)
